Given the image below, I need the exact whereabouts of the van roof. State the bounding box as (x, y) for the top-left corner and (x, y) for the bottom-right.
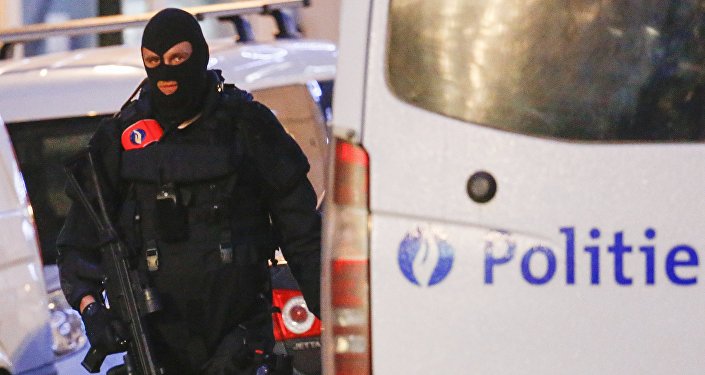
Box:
(0, 38), (336, 123)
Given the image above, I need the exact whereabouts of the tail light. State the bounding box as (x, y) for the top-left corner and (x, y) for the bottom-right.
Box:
(272, 288), (321, 341)
(322, 138), (371, 375)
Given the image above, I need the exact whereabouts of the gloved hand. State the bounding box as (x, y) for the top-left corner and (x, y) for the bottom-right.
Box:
(201, 326), (249, 375)
(203, 327), (291, 375)
(81, 302), (127, 354)
(58, 250), (105, 310)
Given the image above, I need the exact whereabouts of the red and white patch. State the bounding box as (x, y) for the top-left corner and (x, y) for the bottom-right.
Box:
(121, 119), (163, 150)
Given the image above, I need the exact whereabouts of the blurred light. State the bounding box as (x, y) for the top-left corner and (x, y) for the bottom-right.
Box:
(335, 335), (367, 354)
(288, 42), (337, 52)
(307, 80), (322, 102)
(92, 65), (142, 75)
(334, 308), (367, 327)
(48, 289), (87, 356)
(241, 46), (288, 60)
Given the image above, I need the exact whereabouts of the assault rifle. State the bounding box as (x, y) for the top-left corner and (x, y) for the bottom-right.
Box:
(64, 149), (164, 374)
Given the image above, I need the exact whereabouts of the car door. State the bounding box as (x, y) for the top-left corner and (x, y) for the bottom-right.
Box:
(0, 115), (56, 375)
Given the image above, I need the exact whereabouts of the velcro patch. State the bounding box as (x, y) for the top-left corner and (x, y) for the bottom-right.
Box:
(121, 119), (163, 150)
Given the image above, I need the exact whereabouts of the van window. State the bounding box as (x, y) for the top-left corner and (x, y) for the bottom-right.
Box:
(387, 1), (705, 141)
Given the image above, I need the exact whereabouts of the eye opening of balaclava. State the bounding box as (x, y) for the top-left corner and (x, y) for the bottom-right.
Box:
(141, 8), (210, 124)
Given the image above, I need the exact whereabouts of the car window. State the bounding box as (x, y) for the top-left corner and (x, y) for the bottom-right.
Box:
(387, 0), (705, 141)
(252, 84), (328, 204)
(7, 116), (106, 264)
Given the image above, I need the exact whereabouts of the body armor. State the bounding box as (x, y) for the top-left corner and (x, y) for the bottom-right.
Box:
(58, 71), (319, 373)
(113, 82), (278, 371)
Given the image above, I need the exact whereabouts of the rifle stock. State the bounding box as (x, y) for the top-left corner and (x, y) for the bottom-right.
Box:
(64, 149), (164, 375)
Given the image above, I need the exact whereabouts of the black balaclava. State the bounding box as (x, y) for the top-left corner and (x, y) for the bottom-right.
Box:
(141, 8), (209, 124)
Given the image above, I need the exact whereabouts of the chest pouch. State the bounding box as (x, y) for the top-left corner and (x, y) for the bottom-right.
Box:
(155, 182), (189, 242)
(122, 143), (235, 243)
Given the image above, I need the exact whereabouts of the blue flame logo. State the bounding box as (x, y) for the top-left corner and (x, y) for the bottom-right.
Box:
(398, 227), (454, 287)
(130, 129), (147, 145)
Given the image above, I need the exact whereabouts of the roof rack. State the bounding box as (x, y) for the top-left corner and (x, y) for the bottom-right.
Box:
(0, 0), (309, 59)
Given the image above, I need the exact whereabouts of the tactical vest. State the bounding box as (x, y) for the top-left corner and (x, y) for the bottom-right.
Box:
(113, 89), (277, 331)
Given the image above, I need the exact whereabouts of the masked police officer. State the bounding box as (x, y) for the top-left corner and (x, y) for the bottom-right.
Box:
(56, 8), (321, 374)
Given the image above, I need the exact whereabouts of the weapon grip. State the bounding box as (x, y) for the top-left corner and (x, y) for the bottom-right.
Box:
(82, 345), (107, 373)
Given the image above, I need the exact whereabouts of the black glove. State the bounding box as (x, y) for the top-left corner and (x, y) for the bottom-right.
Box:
(81, 302), (127, 354)
(202, 326), (293, 375)
(201, 326), (249, 375)
(58, 250), (105, 310)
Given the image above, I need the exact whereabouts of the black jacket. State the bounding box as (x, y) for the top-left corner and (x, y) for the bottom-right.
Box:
(56, 71), (321, 371)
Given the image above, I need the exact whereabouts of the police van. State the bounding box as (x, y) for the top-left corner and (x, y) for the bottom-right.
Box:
(0, 1), (332, 374)
(322, 1), (705, 374)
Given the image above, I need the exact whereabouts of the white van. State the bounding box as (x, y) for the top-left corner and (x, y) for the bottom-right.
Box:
(0, 2), (334, 374)
(322, 1), (705, 374)
(0, 114), (56, 374)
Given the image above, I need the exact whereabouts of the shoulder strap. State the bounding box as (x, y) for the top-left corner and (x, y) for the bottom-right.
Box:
(118, 78), (148, 112)
(116, 96), (147, 128)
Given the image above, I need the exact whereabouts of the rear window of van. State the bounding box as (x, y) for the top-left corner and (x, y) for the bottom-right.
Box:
(387, 0), (705, 142)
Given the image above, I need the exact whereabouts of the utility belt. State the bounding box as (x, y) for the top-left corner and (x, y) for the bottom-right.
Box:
(118, 174), (275, 280)
(145, 177), (238, 271)
(138, 184), (274, 267)
(115, 120), (280, 311)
